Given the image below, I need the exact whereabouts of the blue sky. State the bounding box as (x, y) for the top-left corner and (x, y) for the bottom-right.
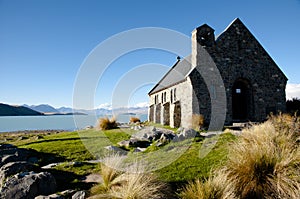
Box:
(0, 0), (300, 108)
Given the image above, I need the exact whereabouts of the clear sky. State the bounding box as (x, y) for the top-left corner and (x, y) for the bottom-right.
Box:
(1, 0), (300, 108)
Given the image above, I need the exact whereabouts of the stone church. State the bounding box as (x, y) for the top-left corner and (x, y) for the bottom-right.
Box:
(148, 18), (287, 128)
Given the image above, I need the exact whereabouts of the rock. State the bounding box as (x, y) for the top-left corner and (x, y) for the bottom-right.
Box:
(0, 161), (38, 187)
(173, 128), (198, 142)
(0, 144), (16, 150)
(117, 140), (130, 148)
(35, 193), (63, 199)
(104, 146), (128, 155)
(61, 189), (76, 197)
(182, 129), (197, 139)
(41, 163), (60, 169)
(72, 191), (85, 199)
(28, 156), (39, 164)
(34, 135), (43, 140)
(0, 148), (35, 167)
(0, 171), (56, 199)
(133, 147), (147, 152)
(85, 125), (93, 130)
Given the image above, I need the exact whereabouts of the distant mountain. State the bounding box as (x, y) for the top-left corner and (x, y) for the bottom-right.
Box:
(57, 107), (73, 113)
(0, 103), (43, 116)
(23, 104), (58, 113)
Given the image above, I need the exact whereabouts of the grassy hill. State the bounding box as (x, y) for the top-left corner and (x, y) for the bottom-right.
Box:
(0, 103), (43, 116)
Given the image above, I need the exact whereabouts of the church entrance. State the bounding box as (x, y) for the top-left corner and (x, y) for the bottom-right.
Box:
(232, 78), (252, 121)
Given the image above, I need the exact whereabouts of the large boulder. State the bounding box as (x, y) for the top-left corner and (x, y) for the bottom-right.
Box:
(0, 161), (38, 187)
(0, 147), (36, 167)
(0, 171), (56, 199)
(173, 128), (199, 142)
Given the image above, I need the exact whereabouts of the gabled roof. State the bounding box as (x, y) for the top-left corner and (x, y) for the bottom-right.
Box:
(148, 18), (287, 96)
(148, 55), (192, 95)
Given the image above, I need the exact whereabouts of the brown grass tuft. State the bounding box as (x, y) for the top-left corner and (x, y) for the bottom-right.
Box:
(91, 155), (168, 199)
(97, 117), (118, 130)
(223, 121), (300, 199)
(179, 170), (235, 199)
(191, 114), (205, 131)
(130, 117), (141, 123)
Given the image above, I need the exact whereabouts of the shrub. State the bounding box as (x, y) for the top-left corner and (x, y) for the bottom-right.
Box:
(130, 117), (141, 123)
(286, 98), (300, 116)
(97, 117), (118, 130)
(223, 122), (300, 199)
(179, 170), (235, 199)
(191, 114), (204, 131)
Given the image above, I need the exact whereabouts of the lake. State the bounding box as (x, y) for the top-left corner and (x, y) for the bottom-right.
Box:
(0, 114), (148, 133)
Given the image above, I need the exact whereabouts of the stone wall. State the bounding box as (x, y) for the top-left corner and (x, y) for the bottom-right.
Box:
(193, 18), (287, 124)
(148, 80), (193, 128)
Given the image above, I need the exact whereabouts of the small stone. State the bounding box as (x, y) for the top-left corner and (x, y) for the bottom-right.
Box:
(72, 191), (85, 199)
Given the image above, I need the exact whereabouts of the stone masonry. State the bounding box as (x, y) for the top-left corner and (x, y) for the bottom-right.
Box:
(148, 18), (287, 128)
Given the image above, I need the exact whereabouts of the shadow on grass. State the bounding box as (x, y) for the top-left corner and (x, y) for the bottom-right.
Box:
(20, 136), (106, 146)
(42, 168), (95, 191)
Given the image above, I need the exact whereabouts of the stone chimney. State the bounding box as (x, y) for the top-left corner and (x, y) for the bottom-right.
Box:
(191, 24), (215, 66)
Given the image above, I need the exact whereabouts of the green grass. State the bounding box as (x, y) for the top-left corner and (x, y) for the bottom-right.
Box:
(1, 127), (237, 197)
(156, 133), (236, 183)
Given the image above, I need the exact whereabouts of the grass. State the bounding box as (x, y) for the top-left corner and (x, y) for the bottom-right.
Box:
(179, 170), (235, 199)
(223, 121), (300, 199)
(156, 133), (236, 183)
(91, 154), (169, 199)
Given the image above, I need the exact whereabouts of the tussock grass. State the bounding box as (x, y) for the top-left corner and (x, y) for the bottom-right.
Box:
(97, 117), (118, 130)
(91, 154), (168, 199)
(191, 114), (204, 131)
(223, 121), (300, 199)
(129, 117), (141, 123)
(179, 170), (235, 199)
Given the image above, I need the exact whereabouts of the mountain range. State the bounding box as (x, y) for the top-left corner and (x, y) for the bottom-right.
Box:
(0, 103), (148, 116)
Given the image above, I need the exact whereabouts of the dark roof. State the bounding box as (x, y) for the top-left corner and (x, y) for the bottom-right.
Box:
(148, 55), (192, 95)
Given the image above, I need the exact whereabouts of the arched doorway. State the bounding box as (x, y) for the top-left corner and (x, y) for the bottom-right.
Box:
(232, 78), (253, 121)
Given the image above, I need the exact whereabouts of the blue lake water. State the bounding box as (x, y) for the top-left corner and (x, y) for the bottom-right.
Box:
(0, 114), (148, 133)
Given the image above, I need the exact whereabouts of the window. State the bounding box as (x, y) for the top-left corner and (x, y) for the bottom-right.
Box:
(170, 90), (173, 103)
(164, 92), (166, 103)
(174, 88), (177, 102)
(236, 88), (241, 94)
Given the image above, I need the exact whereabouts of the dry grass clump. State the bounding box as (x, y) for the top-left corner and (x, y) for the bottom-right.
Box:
(191, 114), (205, 131)
(179, 170), (235, 199)
(223, 121), (300, 199)
(129, 117), (141, 123)
(97, 117), (118, 130)
(268, 113), (300, 141)
(91, 154), (168, 199)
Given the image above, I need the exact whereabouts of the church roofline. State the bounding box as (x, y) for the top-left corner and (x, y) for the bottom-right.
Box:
(148, 58), (181, 95)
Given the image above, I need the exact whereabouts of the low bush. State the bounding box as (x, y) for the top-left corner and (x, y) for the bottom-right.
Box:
(97, 117), (118, 130)
(130, 117), (141, 123)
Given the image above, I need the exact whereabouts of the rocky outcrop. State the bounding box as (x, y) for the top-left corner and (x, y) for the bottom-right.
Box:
(0, 171), (56, 199)
(116, 126), (202, 151)
(0, 161), (38, 187)
(0, 144), (58, 199)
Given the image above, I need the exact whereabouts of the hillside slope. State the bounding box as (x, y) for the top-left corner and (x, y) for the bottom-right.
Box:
(0, 103), (43, 116)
